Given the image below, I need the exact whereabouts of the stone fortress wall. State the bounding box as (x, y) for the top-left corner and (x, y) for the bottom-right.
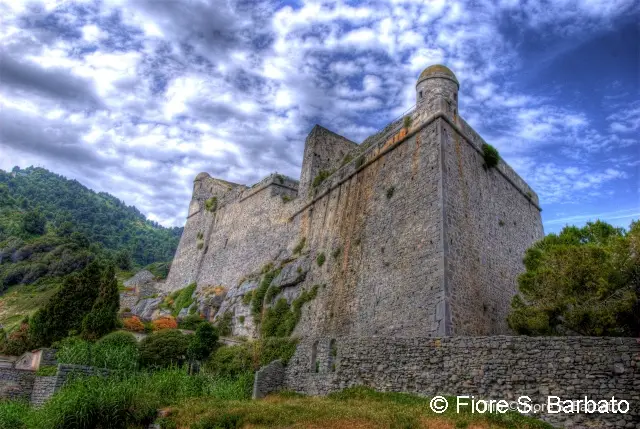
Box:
(164, 64), (543, 339)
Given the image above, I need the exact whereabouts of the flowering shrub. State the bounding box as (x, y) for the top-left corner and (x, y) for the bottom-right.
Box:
(122, 316), (145, 332)
(152, 316), (177, 331)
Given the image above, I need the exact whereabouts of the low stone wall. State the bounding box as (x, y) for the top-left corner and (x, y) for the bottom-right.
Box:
(253, 360), (284, 399)
(284, 336), (640, 429)
(0, 367), (36, 400)
(30, 376), (58, 407)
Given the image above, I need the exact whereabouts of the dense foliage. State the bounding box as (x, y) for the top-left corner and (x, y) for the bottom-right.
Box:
(508, 220), (639, 337)
(139, 329), (190, 368)
(29, 260), (119, 347)
(0, 167), (182, 266)
(0, 368), (253, 429)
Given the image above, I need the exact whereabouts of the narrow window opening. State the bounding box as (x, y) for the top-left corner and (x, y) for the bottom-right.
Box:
(224, 238), (228, 249)
(311, 341), (318, 373)
(419, 91), (423, 99)
(328, 339), (337, 372)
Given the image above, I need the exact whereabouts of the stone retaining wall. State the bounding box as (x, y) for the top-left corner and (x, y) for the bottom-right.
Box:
(253, 359), (284, 399)
(0, 367), (35, 400)
(284, 336), (640, 429)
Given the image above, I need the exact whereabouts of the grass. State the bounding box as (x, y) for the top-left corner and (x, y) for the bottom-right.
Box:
(0, 281), (57, 331)
(165, 387), (553, 429)
(0, 368), (253, 429)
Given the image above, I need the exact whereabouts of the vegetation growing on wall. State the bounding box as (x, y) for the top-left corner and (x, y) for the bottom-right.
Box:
(482, 143), (500, 169)
(293, 237), (306, 255)
(251, 268), (281, 318)
(508, 220), (639, 337)
(355, 155), (365, 169)
(386, 186), (395, 199)
(216, 311), (233, 337)
(205, 197), (218, 212)
(261, 285), (319, 338)
(316, 252), (326, 267)
(312, 169), (333, 188)
(403, 115), (413, 129)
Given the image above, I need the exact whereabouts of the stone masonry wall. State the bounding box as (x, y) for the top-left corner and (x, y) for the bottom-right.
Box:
(284, 336), (640, 429)
(0, 367), (35, 400)
(252, 359), (285, 399)
(292, 120), (446, 338)
(440, 117), (544, 335)
(30, 375), (57, 407)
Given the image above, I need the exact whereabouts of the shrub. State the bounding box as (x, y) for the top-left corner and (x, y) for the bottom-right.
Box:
(311, 170), (332, 188)
(281, 194), (292, 203)
(242, 291), (253, 305)
(206, 345), (253, 377)
(187, 323), (219, 361)
(152, 316), (178, 331)
(482, 143), (500, 168)
(96, 331), (138, 348)
(179, 314), (206, 330)
(0, 323), (33, 356)
(216, 311), (233, 337)
(172, 283), (197, 316)
(316, 252), (326, 267)
(204, 197), (218, 212)
(355, 155), (365, 169)
(403, 115), (412, 129)
(251, 268), (281, 318)
(92, 341), (139, 371)
(139, 330), (190, 368)
(261, 286), (319, 338)
(122, 316), (145, 332)
(259, 337), (298, 366)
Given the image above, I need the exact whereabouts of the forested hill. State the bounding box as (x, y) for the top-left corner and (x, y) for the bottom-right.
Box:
(0, 166), (182, 266)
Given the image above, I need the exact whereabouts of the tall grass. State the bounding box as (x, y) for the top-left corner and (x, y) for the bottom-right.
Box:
(0, 368), (253, 429)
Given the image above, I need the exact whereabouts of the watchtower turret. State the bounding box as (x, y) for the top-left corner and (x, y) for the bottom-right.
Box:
(416, 64), (459, 117)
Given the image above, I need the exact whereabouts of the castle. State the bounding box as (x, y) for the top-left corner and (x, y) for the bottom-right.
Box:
(164, 64), (545, 338)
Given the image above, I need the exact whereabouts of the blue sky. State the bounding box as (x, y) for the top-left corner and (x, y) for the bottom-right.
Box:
(0, 0), (638, 233)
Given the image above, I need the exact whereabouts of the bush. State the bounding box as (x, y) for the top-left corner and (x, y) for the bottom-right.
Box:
(259, 337), (298, 366)
(206, 345), (254, 377)
(261, 286), (319, 338)
(56, 337), (91, 366)
(482, 143), (500, 169)
(355, 155), (365, 169)
(316, 252), (326, 267)
(22, 210), (46, 235)
(0, 323), (33, 356)
(251, 268), (280, 318)
(96, 331), (137, 348)
(187, 323), (219, 361)
(179, 314), (206, 330)
(36, 365), (57, 376)
(122, 316), (145, 332)
(204, 197), (218, 212)
(216, 312), (233, 337)
(152, 316), (178, 331)
(172, 283), (197, 316)
(311, 170), (332, 189)
(139, 330), (190, 368)
(403, 115), (412, 129)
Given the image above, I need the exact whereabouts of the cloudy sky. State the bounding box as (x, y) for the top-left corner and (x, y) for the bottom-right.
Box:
(0, 0), (638, 233)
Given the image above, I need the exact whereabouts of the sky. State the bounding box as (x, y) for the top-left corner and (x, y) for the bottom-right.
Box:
(0, 0), (638, 234)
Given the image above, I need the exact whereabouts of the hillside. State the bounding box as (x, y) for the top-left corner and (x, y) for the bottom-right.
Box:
(0, 167), (182, 266)
(0, 166), (183, 332)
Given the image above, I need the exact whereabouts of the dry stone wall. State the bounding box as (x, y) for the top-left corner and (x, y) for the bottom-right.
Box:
(284, 336), (640, 429)
(253, 359), (285, 399)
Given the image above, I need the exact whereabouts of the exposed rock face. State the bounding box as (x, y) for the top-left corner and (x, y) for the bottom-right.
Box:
(123, 270), (154, 288)
(131, 297), (163, 321)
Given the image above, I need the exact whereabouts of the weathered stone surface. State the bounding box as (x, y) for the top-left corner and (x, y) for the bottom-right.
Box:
(285, 336), (640, 429)
(132, 297), (163, 321)
(253, 359), (284, 399)
(124, 270), (154, 287)
(271, 257), (309, 288)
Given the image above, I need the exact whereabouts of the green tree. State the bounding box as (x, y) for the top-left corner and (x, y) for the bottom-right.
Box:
(22, 210), (46, 235)
(508, 220), (639, 337)
(114, 249), (133, 271)
(187, 323), (219, 362)
(30, 260), (103, 346)
(139, 330), (190, 368)
(82, 264), (120, 340)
